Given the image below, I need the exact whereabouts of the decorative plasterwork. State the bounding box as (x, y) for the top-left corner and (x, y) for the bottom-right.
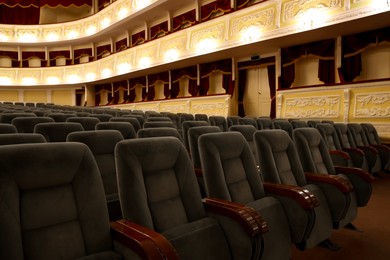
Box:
(354, 92), (390, 118)
(159, 35), (188, 60)
(189, 22), (226, 52)
(281, 0), (344, 26)
(190, 96), (230, 117)
(230, 4), (277, 40)
(284, 95), (341, 118)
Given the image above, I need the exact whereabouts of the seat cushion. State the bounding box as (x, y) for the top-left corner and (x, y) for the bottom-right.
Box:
(76, 251), (122, 260)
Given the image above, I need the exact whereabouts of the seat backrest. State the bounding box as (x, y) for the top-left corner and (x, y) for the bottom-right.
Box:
(307, 120), (321, 128)
(291, 120), (309, 129)
(161, 112), (181, 128)
(11, 117), (55, 133)
(88, 114), (113, 122)
(182, 121), (210, 150)
(227, 116), (240, 127)
(209, 116), (228, 132)
(0, 123), (18, 134)
(0, 112), (37, 123)
(66, 117), (100, 131)
(229, 125), (257, 160)
(67, 130), (124, 220)
(146, 117), (172, 122)
(188, 126), (222, 168)
(254, 129), (307, 187)
(137, 127), (183, 143)
(47, 113), (77, 122)
(348, 123), (369, 146)
(179, 113), (195, 126)
(123, 114), (146, 128)
(0, 133), (46, 145)
(115, 137), (206, 232)
(238, 117), (258, 128)
(293, 128), (336, 174)
(143, 121), (176, 129)
(96, 122), (136, 139)
(256, 117), (274, 130)
(0, 142), (113, 259)
(361, 123), (381, 145)
(34, 122), (84, 142)
(110, 117), (141, 132)
(194, 114), (208, 122)
(333, 123), (356, 148)
(198, 132), (265, 204)
(316, 123), (343, 151)
(273, 119), (293, 137)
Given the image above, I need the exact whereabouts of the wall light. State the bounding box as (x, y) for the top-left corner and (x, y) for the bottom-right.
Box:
(196, 38), (218, 54)
(67, 30), (79, 39)
(117, 7), (129, 19)
(101, 68), (112, 78)
(100, 17), (111, 29)
(45, 32), (59, 41)
(139, 57), (151, 68)
(299, 8), (327, 29)
(117, 62), (131, 73)
(18, 33), (38, 42)
(85, 72), (97, 81)
(0, 76), (12, 85)
(21, 77), (37, 85)
(241, 26), (262, 43)
(164, 49), (179, 62)
(67, 74), (80, 83)
(0, 32), (9, 41)
(46, 76), (60, 84)
(86, 25), (97, 36)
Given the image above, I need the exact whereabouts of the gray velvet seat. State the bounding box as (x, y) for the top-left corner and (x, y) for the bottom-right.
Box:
(123, 114), (146, 128)
(11, 116), (55, 133)
(209, 116), (228, 131)
(96, 122), (137, 139)
(238, 117), (258, 129)
(88, 114), (113, 122)
(334, 123), (373, 174)
(66, 116), (100, 131)
(47, 113), (77, 122)
(273, 119), (293, 137)
(227, 116), (240, 127)
(256, 117), (274, 130)
(115, 137), (267, 260)
(110, 117), (142, 132)
(253, 129), (333, 250)
(198, 131), (293, 259)
(293, 128), (373, 222)
(34, 122), (84, 142)
(146, 117), (172, 122)
(0, 123), (18, 134)
(0, 133), (46, 145)
(316, 123), (356, 168)
(291, 120), (309, 129)
(0, 112), (37, 123)
(347, 123), (382, 174)
(137, 127), (183, 143)
(161, 112), (181, 128)
(143, 121), (177, 129)
(229, 125), (258, 163)
(67, 130), (124, 221)
(195, 113), (208, 122)
(182, 120), (210, 151)
(178, 113), (195, 125)
(0, 142), (177, 260)
(361, 123), (390, 172)
(307, 120), (321, 128)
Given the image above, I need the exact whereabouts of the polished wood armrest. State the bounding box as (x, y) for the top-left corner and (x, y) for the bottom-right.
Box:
(329, 150), (351, 160)
(357, 145), (378, 154)
(263, 182), (319, 209)
(194, 168), (203, 177)
(371, 144), (390, 152)
(342, 147), (365, 156)
(334, 166), (374, 183)
(111, 219), (179, 260)
(203, 197), (269, 236)
(305, 172), (353, 193)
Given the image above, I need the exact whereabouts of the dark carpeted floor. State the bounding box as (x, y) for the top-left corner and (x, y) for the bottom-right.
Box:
(291, 172), (390, 260)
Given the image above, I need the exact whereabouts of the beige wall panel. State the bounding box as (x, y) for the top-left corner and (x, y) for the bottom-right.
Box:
(0, 90), (19, 102)
(24, 90), (47, 103)
(52, 90), (74, 105)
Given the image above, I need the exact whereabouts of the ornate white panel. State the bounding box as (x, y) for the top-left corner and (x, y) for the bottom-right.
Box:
(284, 95), (341, 118)
(189, 22), (226, 51)
(135, 44), (159, 66)
(160, 100), (190, 113)
(354, 92), (390, 118)
(17, 70), (42, 84)
(159, 34), (188, 60)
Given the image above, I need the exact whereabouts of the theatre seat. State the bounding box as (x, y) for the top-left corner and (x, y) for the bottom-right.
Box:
(209, 116), (228, 131)
(238, 117), (258, 129)
(198, 132), (293, 259)
(273, 119), (293, 137)
(115, 137), (267, 260)
(110, 117), (141, 132)
(66, 116), (100, 131)
(34, 122), (84, 142)
(229, 125), (258, 163)
(67, 130), (124, 221)
(143, 121), (177, 129)
(0, 112), (36, 124)
(182, 120), (209, 151)
(0, 123), (18, 134)
(253, 130), (333, 250)
(137, 127), (183, 143)
(96, 122), (137, 139)
(11, 117), (55, 133)
(0, 133), (46, 145)
(88, 114), (113, 122)
(47, 113), (77, 122)
(256, 117), (274, 130)
(0, 142), (176, 259)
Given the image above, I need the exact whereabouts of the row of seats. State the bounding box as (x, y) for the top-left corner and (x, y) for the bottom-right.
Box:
(0, 117), (378, 259)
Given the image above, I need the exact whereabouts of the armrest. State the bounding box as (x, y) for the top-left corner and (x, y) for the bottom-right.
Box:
(263, 182), (319, 209)
(203, 197), (268, 236)
(343, 147), (365, 156)
(357, 145), (378, 154)
(305, 172), (353, 193)
(111, 219), (179, 260)
(334, 166), (374, 183)
(371, 144), (390, 152)
(329, 150), (350, 160)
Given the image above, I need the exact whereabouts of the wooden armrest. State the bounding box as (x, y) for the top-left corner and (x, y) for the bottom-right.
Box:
(111, 219), (179, 260)
(305, 172), (353, 193)
(357, 145), (378, 154)
(194, 168), (203, 178)
(334, 166), (374, 183)
(371, 144), (390, 152)
(343, 147), (365, 156)
(263, 182), (319, 209)
(329, 150), (351, 160)
(203, 197), (268, 236)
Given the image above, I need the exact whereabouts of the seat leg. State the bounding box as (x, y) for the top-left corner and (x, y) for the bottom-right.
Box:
(319, 239), (341, 251)
(344, 222), (363, 232)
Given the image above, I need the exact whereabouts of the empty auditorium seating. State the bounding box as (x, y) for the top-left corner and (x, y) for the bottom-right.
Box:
(273, 119), (293, 137)
(182, 120), (210, 151)
(88, 114), (113, 122)
(34, 122), (84, 142)
(66, 116), (100, 131)
(256, 117), (274, 130)
(137, 127), (182, 142)
(209, 116), (228, 131)
(0, 133), (46, 145)
(96, 122), (137, 139)
(115, 137), (267, 260)
(110, 117), (142, 132)
(0, 123), (18, 134)
(198, 131), (292, 259)
(0, 112), (37, 123)
(11, 117), (55, 133)
(143, 121), (177, 129)
(238, 117), (258, 128)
